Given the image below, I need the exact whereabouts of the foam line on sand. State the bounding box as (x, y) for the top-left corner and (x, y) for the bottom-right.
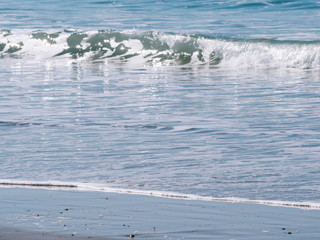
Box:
(1, 180), (320, 210)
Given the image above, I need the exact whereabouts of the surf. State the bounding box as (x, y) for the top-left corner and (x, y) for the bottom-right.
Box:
(1, 179), (320, 210)
(1, 29), (320, 70)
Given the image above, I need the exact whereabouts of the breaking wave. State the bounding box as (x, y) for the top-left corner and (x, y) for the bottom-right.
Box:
(1, 179), (320, 210)
(1, 29), (320, 69)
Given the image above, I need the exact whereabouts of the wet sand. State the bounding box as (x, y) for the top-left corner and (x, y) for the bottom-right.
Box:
(0, 226), (116, 240)
(0, 187), (319, 239)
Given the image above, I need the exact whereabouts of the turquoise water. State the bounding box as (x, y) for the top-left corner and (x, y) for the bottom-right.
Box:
(1, 0), (320, 206)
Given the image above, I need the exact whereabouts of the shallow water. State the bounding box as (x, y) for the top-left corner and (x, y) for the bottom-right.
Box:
(1, 0), (320, 206)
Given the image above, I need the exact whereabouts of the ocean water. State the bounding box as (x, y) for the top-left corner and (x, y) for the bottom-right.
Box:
(1, 0), (320, 208)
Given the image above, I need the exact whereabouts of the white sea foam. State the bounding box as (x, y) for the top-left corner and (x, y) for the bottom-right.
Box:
(1, 29), (320, 70)
(1, 179), (319, 210)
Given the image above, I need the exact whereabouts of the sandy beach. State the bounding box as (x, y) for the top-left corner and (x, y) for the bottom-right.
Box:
(0, 187), (319, 240)
(0, 226), (116, 240)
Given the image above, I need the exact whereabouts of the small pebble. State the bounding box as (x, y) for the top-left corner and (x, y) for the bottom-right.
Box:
(287, 232), (292, 234)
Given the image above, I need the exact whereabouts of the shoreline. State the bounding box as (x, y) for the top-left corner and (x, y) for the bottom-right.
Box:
(1, 180), (319, 210)
(1, 187), (319, 239)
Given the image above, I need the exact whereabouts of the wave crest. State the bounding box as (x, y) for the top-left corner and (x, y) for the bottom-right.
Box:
(1, 29), (320, 69)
